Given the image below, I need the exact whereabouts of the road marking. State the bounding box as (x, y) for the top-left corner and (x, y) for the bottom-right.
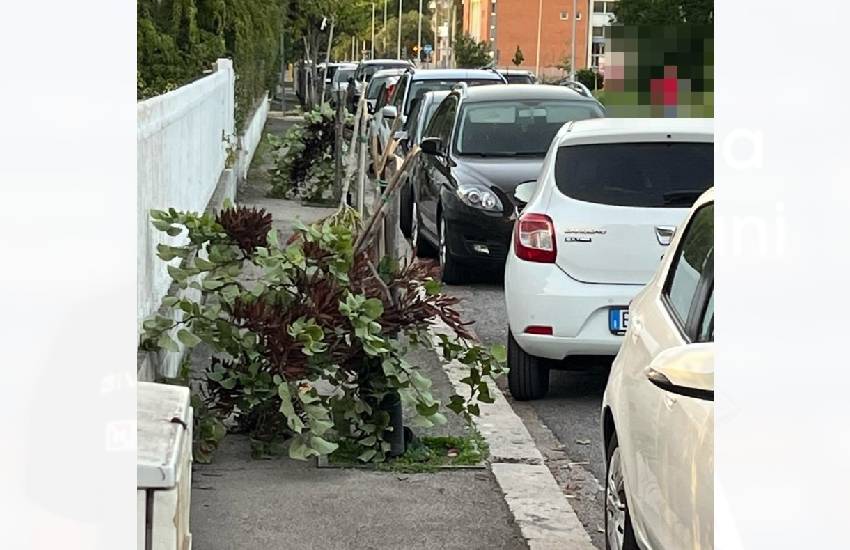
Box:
(429, 318), (595, 550)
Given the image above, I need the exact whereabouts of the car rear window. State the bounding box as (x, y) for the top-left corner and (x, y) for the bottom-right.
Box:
(554, 142), (713, 207)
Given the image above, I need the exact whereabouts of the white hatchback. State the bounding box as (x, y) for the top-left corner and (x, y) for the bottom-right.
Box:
(503, 118), (713, 400)
(601, 188), (714, 550)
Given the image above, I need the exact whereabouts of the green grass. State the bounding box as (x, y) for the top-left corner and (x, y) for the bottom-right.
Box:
(328, 432), (489, 473)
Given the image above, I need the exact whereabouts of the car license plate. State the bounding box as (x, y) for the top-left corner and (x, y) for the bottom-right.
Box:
(609, 307), (629, 335)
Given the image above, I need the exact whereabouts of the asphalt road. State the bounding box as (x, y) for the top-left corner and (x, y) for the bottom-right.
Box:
(443, 271), (611, 548)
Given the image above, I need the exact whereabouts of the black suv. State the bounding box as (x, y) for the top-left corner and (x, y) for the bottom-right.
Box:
(410, 84), (605, 283)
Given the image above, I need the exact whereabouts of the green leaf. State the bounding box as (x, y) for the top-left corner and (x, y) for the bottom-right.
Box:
(410, 371), (432, 392)
(416, 402), (440, 417)
(357, 449), (378, 462)
(157, 332), (179, 352)
(447, 395), (466, 415)
(477, 381), (494, 404)
(177, 329), (201, 348)
(309, 436), (338, 455)
(220, 377), (236, 390)
(423, 278), (441, 296)
(288, 436), (318, 460)
(490, 343), (507, 364)
(362, 298), (384, 320)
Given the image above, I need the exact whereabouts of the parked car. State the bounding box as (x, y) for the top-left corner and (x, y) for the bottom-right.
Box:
(346, 59), (414, 112)
(558, 79), (594, 98)
(364, 68), (407, 114)
(601, 188), (714, 550)
(503, 117), (714, 400)
(377, 68), (507, 153)
(498, 69), (537, 84)
(412, 84), (605, 283)
(394, 90), (451, 237)
(327, 63), (357, 103)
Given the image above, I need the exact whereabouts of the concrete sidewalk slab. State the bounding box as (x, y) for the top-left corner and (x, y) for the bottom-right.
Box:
(191, 435), (526, 550)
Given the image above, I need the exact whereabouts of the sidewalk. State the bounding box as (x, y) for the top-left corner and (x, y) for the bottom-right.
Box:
(189, 104), (527, 550)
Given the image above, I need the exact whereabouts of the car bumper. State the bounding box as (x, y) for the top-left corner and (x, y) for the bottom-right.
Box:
(504, 257), (644, 360)
(441, 190), (514, 265)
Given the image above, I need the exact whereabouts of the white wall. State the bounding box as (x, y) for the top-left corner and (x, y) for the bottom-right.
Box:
(137, 59), (235, 341)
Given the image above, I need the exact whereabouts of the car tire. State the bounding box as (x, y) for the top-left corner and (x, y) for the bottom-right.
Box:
(605, 432), (639, 550)
(399, 178), (413, 239)
(507, 330), (549, 400)
(438, 216), (468, 285)
(412, 201), (437, 258)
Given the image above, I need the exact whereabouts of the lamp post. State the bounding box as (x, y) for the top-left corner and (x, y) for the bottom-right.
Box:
(397, 0), (403, 59)
(570, 0), (577, 81)
(417, 0), (423, 65)
(372, 2), (376, 59)
(383, 0), (388, 56)
(535, 0), (543, 77)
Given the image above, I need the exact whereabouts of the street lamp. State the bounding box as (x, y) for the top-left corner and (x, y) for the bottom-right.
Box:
(570, 0), (577, 81)
(397, 0), (403, 59)
(372, 2), (376, 59)
(383, 0), (388, 56)
(417, 0), (423, 65)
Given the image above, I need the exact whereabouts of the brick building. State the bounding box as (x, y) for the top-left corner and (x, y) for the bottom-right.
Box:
(462, 0), (592, 80)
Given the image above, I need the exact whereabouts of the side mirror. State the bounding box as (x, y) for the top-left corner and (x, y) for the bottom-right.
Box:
(420, 137), (443, 156)
(394, 130), (409, 143)
(382, 105), (398, 120)
(367, 100), (376, 114)
(645, 343), (714, 400)
(514, 180), (537, 203)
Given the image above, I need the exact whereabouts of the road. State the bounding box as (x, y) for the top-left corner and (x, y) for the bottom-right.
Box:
(443, 272), (610, 548)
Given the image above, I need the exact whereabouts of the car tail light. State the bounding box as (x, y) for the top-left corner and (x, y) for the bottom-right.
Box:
(524, 325), (553, 335)
(514, 213), (556, 263)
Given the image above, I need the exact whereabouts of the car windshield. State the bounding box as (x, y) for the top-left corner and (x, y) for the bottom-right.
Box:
(333, 68), (354, 83)
(454, 100), (604, 156)
(406, 79), (500, 114)
(554, 142), (714, 207)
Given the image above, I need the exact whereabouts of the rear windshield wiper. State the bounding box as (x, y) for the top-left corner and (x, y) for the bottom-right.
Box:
(662, 190), (704, 205)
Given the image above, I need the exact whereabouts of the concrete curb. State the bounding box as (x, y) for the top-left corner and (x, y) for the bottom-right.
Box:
(428, 318), (595, 550)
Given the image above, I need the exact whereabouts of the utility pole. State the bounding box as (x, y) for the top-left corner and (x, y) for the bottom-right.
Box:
(448, 0), (455, 68)
(371, 2), (376, 59)
(383, 0), (388, 56)
(417, 0), (423, 65)
(397, 0), (403, 59)
(535, 0), (543, 77)
(570, 0), (577, 81)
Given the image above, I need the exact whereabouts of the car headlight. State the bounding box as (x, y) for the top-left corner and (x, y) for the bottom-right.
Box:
(457, 183), (503, 212)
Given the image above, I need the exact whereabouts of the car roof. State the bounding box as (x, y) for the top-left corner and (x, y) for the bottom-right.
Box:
(556, 117), (714, 145)
(359, 58), (413, 66)
(421, 90), (451, 104)
(408, 68), (504, 81)
(498, 69), (533, 75)
(371, 68), (408, 79)
(460, 83), (589, 103)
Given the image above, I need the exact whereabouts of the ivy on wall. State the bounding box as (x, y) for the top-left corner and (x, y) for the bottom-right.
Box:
(138, 0), (283, 128)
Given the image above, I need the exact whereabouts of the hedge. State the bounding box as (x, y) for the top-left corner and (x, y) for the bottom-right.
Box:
(138, 0), (283, 128)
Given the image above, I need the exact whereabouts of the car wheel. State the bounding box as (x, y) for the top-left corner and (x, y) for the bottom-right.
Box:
(413, 201), (437, 258)
(439, 215), (467, 284)
(399, 178), (413, 239)
(605, 432), (638, 550)
(507, 330), (549, 400)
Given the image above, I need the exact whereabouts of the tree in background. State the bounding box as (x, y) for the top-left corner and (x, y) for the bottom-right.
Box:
(371, 11), (434, 60)
(512, 45), (524, 67)
(454, 33), (491, 68)
(612, 0), (713, 24)
(575, 68), (604, 90)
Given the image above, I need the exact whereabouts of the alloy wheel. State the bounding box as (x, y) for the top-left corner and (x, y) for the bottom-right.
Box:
(606, 446), (629, 550)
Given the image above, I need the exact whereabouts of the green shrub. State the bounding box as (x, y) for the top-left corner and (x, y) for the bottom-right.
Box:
(576, 68), (604, 91)
(138, 0), (282, 127)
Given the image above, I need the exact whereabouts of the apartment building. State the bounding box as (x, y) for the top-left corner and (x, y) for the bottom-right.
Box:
(462, 0), (590, 79)
(463, 0), (617, 77)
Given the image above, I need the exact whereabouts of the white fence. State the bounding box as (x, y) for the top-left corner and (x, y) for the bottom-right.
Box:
(137, 59), (235, 337)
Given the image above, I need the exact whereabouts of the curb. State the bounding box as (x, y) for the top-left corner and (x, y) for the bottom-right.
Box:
(428, 319), (596, 550)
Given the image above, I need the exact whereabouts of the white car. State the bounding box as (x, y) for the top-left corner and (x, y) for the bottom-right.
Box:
(504, 117), (713, 400)
(601, 188), (714, 550)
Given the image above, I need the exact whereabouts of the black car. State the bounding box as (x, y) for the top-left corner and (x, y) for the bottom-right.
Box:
(410, 84), (605, 283)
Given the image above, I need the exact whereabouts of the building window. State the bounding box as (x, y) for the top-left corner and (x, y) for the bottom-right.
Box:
(560, 11), (568, 20)
(593, 26), (604, 37)
(594, 1), (606, 13)
(576, 11), (582, 20)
